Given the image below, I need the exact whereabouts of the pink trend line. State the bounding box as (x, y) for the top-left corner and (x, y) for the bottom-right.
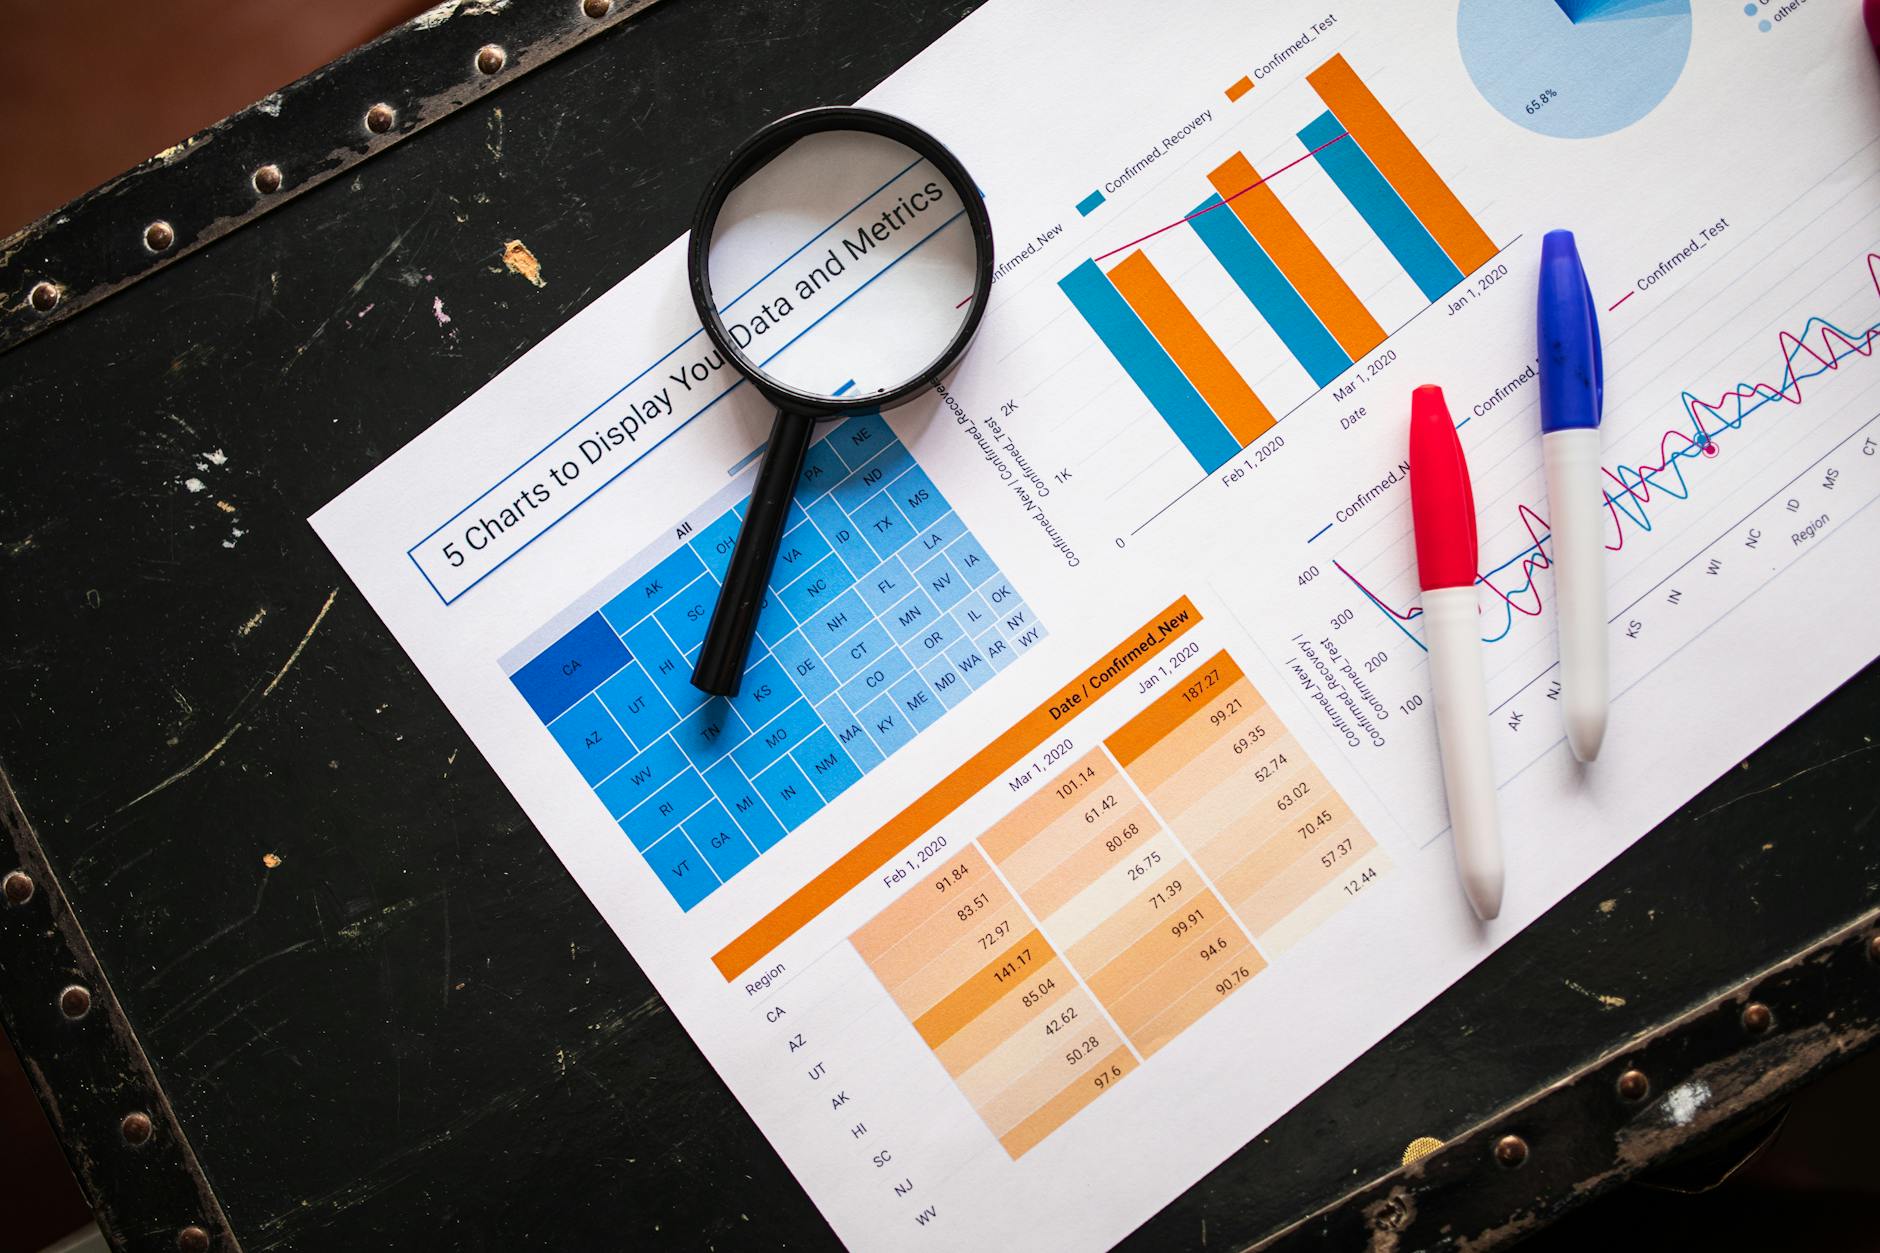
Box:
(1089, 131), (1352, 265)
(1607, 290), (1635, 312)
(1341, 251), (1880, 628)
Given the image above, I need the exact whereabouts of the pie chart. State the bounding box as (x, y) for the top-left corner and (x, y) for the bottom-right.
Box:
(1456, 0), (1693, 139)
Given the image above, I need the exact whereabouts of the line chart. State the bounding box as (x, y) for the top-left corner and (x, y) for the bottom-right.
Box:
(1338, 251), (1880, 651)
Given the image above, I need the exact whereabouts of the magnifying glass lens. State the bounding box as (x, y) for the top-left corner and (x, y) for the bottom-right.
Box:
(704, 129), (980, 400)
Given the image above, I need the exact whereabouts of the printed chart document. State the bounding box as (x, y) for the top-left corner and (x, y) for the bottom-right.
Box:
(313, 3), (1880, 1248)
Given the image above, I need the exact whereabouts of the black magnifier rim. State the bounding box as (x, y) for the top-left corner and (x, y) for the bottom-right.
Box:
(687, 105), (995, 418)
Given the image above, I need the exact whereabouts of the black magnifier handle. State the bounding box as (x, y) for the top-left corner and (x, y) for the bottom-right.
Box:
(691, 410), (817, 696)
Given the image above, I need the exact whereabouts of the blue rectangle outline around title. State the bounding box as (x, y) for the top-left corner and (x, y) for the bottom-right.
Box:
(405, 157), (928, 607)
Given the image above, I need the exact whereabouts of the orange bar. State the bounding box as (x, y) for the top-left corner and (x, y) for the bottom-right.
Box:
(1106, 650), (1245, 768)
(1224, 75), (1253, 103)
(911, 929), (1052, 1050)
(1306, 54), (1496, 274)
(1206, 151), (1385, 359)
(714, 597), (1204, 978)
(1107, 252), (1275, 447)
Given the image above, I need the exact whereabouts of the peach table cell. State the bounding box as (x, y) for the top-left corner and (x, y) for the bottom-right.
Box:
(1134, 717), (1310, 827)
(1127, 933), (1266, 1057)
(1122, 681), (1276, 798)
(998, 1046), (1137, 1159)
(974, 1014), (1130, 1136)
(912, 928), (1053, 1050)
(1257, 848), (1391, 955)
(1235, 824), (1379, 937)
(1211, 803), (1366, 914)
(1035, 829), (1181, 952)
(1105, 650), (1246, 768)
(1175, 735), (1320, 853)
(1191, 801), (1325, 903)
(1100, 902), (1251, 1040)
(989, 776), (1137, 895)
(1019, 803), (1157, 920)
(850, 847), (995, 963)
(1065, 858), (1206, 978)
(863, 875), (1018, 991)
(889, 901), (1037, 1022)
(1084, 887), (1231, 1007)
(953, 986), (1106, 1109)
(980, 749), (1115, 865)
(932, 957), (1077, 1077)
(1184, 758), (1348, 875)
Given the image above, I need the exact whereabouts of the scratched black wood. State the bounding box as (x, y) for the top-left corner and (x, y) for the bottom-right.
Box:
(0, 0), (1876, 1248)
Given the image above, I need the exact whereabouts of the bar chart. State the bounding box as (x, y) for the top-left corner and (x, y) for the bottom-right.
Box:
(1059, 53), (1498, 473)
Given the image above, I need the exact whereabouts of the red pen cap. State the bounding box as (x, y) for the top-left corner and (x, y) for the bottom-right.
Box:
(1408, 384), (1479, 592)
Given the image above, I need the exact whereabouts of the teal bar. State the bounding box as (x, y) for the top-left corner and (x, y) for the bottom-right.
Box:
(1186, 193), (1350, 388)
(1058, 259), (1240, 471)
(1299, 111), (1462, 302)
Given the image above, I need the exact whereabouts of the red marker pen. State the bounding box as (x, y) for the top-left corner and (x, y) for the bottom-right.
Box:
(1409, 384), (1504, 921)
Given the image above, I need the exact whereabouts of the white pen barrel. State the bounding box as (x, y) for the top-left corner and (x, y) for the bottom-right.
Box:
(1422, 585), (1503, 920)
(1542, 428), (1609, 762)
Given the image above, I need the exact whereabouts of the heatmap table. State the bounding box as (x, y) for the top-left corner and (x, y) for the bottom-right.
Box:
(849, 630), (1386, 1158)
(504, 413), (1047, 909)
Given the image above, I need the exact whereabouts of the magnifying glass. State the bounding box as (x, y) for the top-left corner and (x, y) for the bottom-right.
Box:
(686, 106), (995, 697)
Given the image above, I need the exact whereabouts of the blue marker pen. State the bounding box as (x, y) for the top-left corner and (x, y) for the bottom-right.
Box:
(1537, 229), (1608, 762)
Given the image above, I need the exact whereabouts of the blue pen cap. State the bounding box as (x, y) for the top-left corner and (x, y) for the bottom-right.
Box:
(1537, 229), (1603, 433)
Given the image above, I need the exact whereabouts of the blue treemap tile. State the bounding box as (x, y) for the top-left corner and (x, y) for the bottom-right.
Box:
(643, 829), (717, 910)
(705, 758), (787, 852)
(793, 727), (862, 802)
(686, 800), (759, 883)
(547, 692), (633, 785)
(604, 546), (706, 632)
(511, 419), (1046, 890)
(510, 614), (630, 722)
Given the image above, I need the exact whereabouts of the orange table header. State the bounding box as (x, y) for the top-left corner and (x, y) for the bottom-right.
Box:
(712, 596), (1204, 979)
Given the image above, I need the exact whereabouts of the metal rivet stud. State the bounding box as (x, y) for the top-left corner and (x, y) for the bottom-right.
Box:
(177, 1226), (210, 1253)
(3, 869), (33, 905)
(59, 984), (92, 1020)
(252, 164), (283, 195)
(1742, 1002), (1773, 1034)
(144, 221), (175, 252)
(583, 0), (612, 17)
(121, 1111), (154, 1146)
(1867, 933), (1880, 965)
(1493, 1134), (1528, 1168)
(476, 44), (506, 74)
(1616, 1069), (1650, 1102)
(28, 282), (61, 314)
(365, 103), (396, 134)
